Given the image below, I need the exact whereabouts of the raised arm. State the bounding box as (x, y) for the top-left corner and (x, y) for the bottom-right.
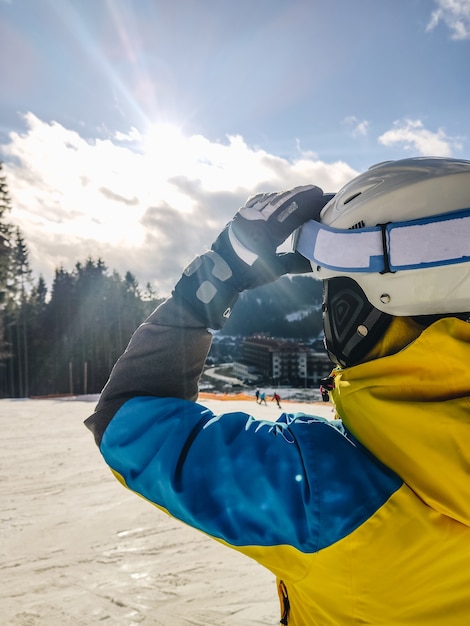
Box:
(86, 186), (329, 442)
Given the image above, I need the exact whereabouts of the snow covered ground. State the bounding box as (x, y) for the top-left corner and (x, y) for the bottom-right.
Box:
(1, 395), (333, 626)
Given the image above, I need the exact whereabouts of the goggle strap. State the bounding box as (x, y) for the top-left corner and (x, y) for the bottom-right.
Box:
(295, 208), (470, 273)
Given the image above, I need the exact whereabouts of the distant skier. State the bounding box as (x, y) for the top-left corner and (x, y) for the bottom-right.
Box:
(272, 392), (281, 409)
(86, 158), (470, 624)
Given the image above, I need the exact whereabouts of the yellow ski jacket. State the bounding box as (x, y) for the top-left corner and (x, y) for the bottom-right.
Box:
(86, 299), (470, 625)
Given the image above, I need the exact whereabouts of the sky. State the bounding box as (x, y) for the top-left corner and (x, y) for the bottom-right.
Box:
(1, 0), (469, 297)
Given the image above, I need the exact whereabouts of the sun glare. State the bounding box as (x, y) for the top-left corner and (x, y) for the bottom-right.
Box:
(143, 122), (185, 158)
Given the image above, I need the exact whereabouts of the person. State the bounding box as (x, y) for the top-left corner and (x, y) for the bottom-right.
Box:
(259, 390), (267, 405)
(272, 391), (282, 408)
(85, 157), (470, 624)
(255, 388), (260, 403)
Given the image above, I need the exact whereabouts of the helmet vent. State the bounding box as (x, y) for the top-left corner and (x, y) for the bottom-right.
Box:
(349, 220), (365, 230)
(343, 191), (362, 205)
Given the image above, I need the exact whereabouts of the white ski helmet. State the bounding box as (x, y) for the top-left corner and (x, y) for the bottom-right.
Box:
(296, 157), (470, 366)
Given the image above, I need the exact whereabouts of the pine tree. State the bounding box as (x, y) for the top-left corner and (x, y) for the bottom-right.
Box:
(26, 276), (49, 396)
(10, 228), (34, 396)
(0, 162), (14, 394)
(0, 161), (13, 299)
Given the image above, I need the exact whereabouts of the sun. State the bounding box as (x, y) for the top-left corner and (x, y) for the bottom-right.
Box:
(142, 122), (185, 158)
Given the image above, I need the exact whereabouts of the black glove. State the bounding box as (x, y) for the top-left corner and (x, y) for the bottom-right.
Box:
(174, 185), (332, 329)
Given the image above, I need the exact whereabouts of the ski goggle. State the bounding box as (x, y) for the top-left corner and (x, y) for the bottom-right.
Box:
(295, 207), (470, 274)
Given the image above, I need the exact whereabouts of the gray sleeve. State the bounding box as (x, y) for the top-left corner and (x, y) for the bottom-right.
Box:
(86, 295), (212, 443)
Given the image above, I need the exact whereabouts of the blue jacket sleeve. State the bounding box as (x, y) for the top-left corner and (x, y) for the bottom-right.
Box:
(99, 396), (402, 554)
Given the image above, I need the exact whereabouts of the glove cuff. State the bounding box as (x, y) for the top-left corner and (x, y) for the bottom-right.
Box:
(173, 251), (240, 330)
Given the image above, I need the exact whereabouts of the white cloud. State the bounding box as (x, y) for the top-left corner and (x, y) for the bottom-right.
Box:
(295, 138), (318, 160)
(426, 0), (470, 39)
(342, 116), (369, 138)
(114, 126), (142, 142)
(378, 118), (463, 156)
(1, 114), (357, 296)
